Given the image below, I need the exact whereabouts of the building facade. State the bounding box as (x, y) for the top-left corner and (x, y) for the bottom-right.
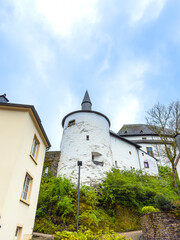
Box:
(57, 91), (158, 185)
(118, 124), (173, 167)
(0, 94), (51, 240)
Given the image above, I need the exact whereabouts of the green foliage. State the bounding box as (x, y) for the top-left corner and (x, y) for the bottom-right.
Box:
(99, 168), (179, 213)
(34, 167), (180, 235)
(154, 194), (172, 211)
(55, 230), (132, 240)
(141, 206), (159, 214)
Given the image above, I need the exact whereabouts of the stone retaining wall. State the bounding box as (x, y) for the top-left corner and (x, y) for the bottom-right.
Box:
(140, 211), (180, 240)
(45, 151), (60, 176)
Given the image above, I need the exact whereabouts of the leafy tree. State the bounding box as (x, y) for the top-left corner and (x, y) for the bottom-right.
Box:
(146, 100), (180, 194)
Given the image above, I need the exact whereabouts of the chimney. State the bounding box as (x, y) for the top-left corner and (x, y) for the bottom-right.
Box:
(0, 94), (9, 103)
(175, 134), (180, 151)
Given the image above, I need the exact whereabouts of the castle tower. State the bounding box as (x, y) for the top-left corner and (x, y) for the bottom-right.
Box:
(57, 91), (113, 185)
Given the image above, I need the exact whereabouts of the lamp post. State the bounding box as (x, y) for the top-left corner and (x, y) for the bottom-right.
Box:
(76, 161), (82, 233)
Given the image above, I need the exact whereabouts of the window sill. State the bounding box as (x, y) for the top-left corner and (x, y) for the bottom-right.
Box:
(29, 154), (38, 165)
(20, 198), (30, 206)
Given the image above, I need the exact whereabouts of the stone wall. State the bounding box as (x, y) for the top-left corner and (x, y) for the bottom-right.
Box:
(45, 151), (60, 176)
(140, 211), (180, 240)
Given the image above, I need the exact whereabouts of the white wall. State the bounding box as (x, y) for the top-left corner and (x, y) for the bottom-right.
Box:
(110, 135), (158, 175)
(58, 112), (113, 185)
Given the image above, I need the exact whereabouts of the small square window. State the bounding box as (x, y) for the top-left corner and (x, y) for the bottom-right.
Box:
(14, 226), (22, 240)
(68, 120), (75, 127)
(144, 161), (149, 168)
(30, 135), (39, 162)
(21, 172), (33, 204)
(146, 147), (153, 157)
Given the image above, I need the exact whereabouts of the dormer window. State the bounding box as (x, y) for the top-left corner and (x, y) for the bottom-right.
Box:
(124, 130), (128, 134)
(68, 120), (75, 127)
(140, 130), (143, 133)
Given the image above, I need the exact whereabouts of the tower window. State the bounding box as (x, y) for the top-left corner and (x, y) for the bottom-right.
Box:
(68, 120), (75, 127)
(144, 161), (149, 168)
(86, 135), (89, 140)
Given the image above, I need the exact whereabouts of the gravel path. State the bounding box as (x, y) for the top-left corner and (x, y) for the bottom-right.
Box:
(118, 230), (143, 240)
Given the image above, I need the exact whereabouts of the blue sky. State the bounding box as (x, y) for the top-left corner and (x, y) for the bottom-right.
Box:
(1, 0), (180, 150)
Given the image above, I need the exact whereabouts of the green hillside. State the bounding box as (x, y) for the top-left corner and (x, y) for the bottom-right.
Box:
(34, 166), (180, 238)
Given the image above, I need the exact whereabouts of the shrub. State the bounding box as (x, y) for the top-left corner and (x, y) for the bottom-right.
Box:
(154, 194), (172, 211)
(141, 206), (159, 214)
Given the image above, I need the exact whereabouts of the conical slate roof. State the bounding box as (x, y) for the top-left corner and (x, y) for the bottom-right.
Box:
(81, 90), (92, 110)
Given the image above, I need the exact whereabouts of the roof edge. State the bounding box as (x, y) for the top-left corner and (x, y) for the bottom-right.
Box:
(0, 102), (51, 148)
(62, 110), (111, 127)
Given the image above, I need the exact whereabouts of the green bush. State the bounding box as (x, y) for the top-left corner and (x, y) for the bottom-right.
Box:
(55, 230), (132, 240)
(154, 194), (172, 211)
(141, 206), (159, 214)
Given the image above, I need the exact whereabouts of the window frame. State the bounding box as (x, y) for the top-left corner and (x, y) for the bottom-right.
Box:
(68, 119), (75, 127)
(14, 226), (23, 240)
(30, 134), (40, 164)
(146, 147), (153, 157)
(20, 172), (33, 205)
(144, 161), (149, 168)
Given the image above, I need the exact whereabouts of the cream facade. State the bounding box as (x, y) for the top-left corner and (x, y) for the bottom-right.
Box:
(0, 97), (50, 240)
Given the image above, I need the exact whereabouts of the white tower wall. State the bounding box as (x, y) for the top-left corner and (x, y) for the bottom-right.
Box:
(58, 111), (113, 185)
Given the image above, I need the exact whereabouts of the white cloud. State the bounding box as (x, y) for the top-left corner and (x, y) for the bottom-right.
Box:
(35, 0), (99, 37)
(124, 0), (167, 23)
(97, 59), (150, 131)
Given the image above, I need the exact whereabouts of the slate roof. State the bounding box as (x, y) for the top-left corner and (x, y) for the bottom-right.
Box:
(118, 124), (174, 137)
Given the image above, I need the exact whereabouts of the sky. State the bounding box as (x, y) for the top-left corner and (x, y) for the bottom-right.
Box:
(1, 0), (180, 150)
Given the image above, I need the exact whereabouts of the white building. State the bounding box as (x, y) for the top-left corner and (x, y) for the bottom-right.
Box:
(0, 94), (51, 240)
(57, 91), (158, 185)
(118, 124), (173, 167)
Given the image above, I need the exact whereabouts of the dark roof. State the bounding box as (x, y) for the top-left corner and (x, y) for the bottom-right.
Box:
(0, 102), (51, 148)
(81, 90), (92, 105)
(110, 130), (141, 148)
(62, 110), (111, 127)
(118, 124), (174, 137)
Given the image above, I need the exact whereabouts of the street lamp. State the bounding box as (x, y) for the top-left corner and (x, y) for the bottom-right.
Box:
(76, 161), (82, 233)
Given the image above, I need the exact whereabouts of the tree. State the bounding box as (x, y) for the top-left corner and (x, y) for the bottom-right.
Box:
(146, 100), (180, 195)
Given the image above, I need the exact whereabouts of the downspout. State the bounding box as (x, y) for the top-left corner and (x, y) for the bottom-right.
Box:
(136, 147), (142, 169)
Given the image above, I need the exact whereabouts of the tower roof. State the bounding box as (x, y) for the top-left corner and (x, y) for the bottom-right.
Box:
(81, 90), (92, 110)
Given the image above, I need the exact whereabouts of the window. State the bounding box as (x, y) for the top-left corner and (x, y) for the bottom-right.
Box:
(21, 172), (33, 204)
(129, 151), (132, 155)
(30, 135), (39, 161)
(115, 161), (118, 168)
(146, 147), (153, 157)
(14, 226), (22, 240)
(68, 120), (75, 127)
(142, 137), (147, 140)
(86, 135), (89, 140)
(144, 161), (149, 168)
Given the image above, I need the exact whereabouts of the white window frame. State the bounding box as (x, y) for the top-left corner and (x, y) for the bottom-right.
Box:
(30, 135), (40, 163)
(21, 172), (33, 204)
